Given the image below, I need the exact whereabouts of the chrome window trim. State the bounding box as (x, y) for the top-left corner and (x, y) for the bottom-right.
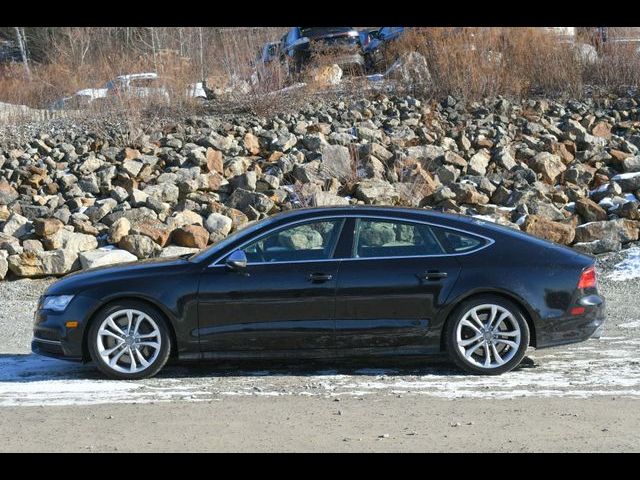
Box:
(208, 213), (495, 268)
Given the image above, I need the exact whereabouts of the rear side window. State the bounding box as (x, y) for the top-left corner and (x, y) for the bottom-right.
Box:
(432, 227), (488, 254)
(353, 218), (445, 258)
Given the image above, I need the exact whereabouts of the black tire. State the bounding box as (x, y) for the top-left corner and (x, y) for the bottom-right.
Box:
(87, 300), (172, 380)
(444, 295), (530, 375)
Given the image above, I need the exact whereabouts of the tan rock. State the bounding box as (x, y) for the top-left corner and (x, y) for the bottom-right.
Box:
(171, 225), (209, 249)
(33, 218), (63, 237)
(205, 148), (223, 174)
(108, 217), (131, 244)
(130, 220), (171, 247)
(243, 133), (261, 155)
(522, 215), (575, 245)
(592, 121), (612, 139)
(575, 198), (608, 222)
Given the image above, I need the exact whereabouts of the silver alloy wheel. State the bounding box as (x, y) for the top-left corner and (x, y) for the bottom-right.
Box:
(96, 309), (161, 374)
(455, 303), (521, 369)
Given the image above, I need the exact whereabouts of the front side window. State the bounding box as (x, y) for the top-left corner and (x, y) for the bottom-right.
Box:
(241, 219), (345, 264)
(353, 218), (445, 258)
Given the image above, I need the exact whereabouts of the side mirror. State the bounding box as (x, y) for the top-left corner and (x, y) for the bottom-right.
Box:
(225, 250), (248, 271)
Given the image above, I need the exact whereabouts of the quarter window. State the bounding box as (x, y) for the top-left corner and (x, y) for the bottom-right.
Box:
(353, 219), (445, 258)
(433, 227), (487, 253)
(241, 219), (344, 264)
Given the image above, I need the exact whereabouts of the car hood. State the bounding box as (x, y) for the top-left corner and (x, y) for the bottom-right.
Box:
(44, 256), (192, 296)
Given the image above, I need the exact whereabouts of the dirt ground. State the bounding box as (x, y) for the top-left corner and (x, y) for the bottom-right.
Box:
(0, 396), (636, 452)
(0, 248), (639, 452)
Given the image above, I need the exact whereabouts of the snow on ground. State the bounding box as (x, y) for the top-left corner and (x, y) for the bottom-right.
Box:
(1, 336), (640, 406)
(607, 246), (640, 281)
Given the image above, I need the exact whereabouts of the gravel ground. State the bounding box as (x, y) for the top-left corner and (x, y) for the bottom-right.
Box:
(0, 246), (638, 451)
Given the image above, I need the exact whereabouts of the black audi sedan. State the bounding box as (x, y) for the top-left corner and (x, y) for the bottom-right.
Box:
(32, 206), (606, 379)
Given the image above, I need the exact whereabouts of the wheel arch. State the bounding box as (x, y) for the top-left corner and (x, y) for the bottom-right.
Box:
(81, 295), (179, 362)
(439, 288), (538, 353)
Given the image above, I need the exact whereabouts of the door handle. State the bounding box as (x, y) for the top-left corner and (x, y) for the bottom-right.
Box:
(308, 273), (333, 283)
(418, 270), (448, 281)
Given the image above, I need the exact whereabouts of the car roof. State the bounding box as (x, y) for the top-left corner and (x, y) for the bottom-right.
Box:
(115, 73), (158, 80)
(266, 205), (483, 227)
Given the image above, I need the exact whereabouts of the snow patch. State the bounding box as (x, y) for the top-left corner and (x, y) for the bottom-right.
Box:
(608, 246), (640, 281)
(620, 320), (640, 329)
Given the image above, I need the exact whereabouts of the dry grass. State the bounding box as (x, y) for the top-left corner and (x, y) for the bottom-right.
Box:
(2, 26), (640, 124)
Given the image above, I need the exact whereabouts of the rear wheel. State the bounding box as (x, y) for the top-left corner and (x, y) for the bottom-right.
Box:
(445, 295), (530, 375)
(88, 301), (171, 380)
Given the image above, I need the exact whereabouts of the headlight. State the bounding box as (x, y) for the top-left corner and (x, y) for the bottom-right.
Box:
(41, 295), (75, 312)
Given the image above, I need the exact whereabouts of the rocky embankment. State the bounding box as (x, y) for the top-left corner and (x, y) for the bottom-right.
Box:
(1, 93), (639, 280)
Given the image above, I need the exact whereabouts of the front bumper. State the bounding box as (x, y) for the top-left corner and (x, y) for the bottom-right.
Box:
(536, 294), (606, 348)
(31, 294), (98, 362)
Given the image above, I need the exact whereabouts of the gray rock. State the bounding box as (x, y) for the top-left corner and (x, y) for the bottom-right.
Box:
(355, 180), (399, 204)
(227, 188), (274, 214)
(118, 234), (162, 259)
(0, 254), (7, 279)
(0, 182), (19, 205)
(8, 249), (79, 277)
(204, 213), (233, 236)
(79, 248), (138, 269)
(312, 191), (350, 206)
(468, 150), (490, 176)
(159, 246), (200, 258)
(143, 183), (180, 204)
(2, 213), (31, 239)
(319, 145), (353, 181)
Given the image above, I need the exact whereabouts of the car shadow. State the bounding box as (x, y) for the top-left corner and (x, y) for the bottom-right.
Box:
(0, 353), (539, 383)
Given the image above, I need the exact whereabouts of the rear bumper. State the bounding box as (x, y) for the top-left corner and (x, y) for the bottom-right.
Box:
(536, 294), (606, 348)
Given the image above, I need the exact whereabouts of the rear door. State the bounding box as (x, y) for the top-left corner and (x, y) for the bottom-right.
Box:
(334, 217), (462, 351)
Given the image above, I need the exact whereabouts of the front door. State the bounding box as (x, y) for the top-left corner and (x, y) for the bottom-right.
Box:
(334, 217), (461, 352)
(197, 218), (345, 354)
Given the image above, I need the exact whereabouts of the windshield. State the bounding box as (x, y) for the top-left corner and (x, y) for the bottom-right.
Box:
(299, 27), (355, 38)
(188, 216), (280, 263)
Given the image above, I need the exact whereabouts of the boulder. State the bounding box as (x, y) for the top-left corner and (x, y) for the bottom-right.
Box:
(468, 150), (490, 176)
(355, 180), (399, 204)
(2, 213), (31, 239)
(319, 145), (353, 180)
(107, 217), (131, 244)
(451, 183), (489, 205)
(118, 234), (162, 259)
(575, 198), (608, 222)
(160, 246), (200, 258)
(528, 152), (566, 184)
(33, 218), (63, 237)
(574, 219), (639, 244)
(79, 248), (138, 269)
(521, 215), (575, 245)
(7, 249), (79, 277)
(243, 133), (261, 155)
(42, 229), (98, 253)
(204, 213), (233, 237)
(130, 220), (172, 247)
(573, 238), (622, 255)
(312, 191), (350, 207)
(0, 182), (19, 205)
(171, 225), (209, 249)
(0, 252), (8, 280)
(226, 189), (274, 214)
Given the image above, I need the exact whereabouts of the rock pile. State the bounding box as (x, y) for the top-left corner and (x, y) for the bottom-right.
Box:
(1, 92), (639, 279)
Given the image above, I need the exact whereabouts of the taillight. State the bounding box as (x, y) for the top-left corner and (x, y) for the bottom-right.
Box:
(578, 266), (597, 289)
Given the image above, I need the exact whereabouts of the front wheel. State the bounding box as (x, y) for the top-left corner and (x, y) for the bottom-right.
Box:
(88, 301), (172, 380)
(445, 295), (530, 375)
